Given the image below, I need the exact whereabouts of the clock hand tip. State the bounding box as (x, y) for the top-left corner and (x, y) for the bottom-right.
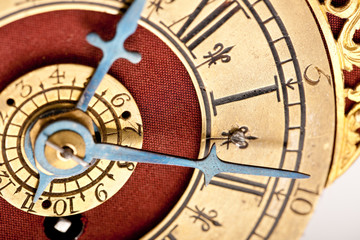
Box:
(297, 172), (310, 179)
(33, 174), (55, 203)
(282, 170), (310, 179)
(206, 144), (311, 180)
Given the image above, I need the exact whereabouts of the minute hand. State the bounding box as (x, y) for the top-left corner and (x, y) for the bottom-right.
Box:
(89, 143), (310, 185)
(76, 0), (146, 111)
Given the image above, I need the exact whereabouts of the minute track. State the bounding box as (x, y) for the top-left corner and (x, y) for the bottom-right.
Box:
(241, 0), (307, 238)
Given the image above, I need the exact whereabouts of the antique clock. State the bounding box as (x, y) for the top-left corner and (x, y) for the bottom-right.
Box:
(0, 0), (358, 239)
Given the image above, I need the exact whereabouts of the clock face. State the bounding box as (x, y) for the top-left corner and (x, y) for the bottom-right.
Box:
(0, 0), (338, 239)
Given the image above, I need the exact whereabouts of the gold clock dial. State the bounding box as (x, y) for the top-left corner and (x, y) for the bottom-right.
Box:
(141, 1), (335, 239)
(0, 0), (343, 239)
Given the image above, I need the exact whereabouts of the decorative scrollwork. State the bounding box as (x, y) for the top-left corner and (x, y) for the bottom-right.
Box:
(339, 87), (360, 170)
(185, 205), (222, 232)
(323, 0), (360, 71)
(146, 0), (175, 19)
(197, 43), (234, 68)
(320, 0), (360, 184)
(220, 126), (258, 149)
(208, 126), (258, 150)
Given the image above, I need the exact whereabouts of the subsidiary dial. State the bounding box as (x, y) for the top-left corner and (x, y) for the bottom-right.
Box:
(0, 63), (143, 216)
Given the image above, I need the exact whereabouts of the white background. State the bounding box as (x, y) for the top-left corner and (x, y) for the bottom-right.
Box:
(301, 158), (360, 239)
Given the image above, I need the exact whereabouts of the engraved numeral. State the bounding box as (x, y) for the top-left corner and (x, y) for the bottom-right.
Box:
(111, 93), (131, 108)
(162, 0), (249, 57)
(53, 197), (79, 216)
(304, 64), (331, 85)
(15, 80), (32, 98)
(211, 76), (280, 116)
(290, 183), (320, 216)
(21, 192), (37, 213)
(49, 66), (65, 85)
(53, 199), (67, 216)
(206, 173), (268, 199)
(67, 196), (78, 214)
(95, 183), (108, 202)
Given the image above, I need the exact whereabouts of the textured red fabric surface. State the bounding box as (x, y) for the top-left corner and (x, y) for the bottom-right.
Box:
(0, 3), (358, 240)
(0, 11), (199, 240)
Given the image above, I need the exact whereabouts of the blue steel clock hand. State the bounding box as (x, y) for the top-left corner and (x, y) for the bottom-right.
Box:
(26, 0), (146, 202)
(30, 120), (309, 202)
(76, 0), (146, 111)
